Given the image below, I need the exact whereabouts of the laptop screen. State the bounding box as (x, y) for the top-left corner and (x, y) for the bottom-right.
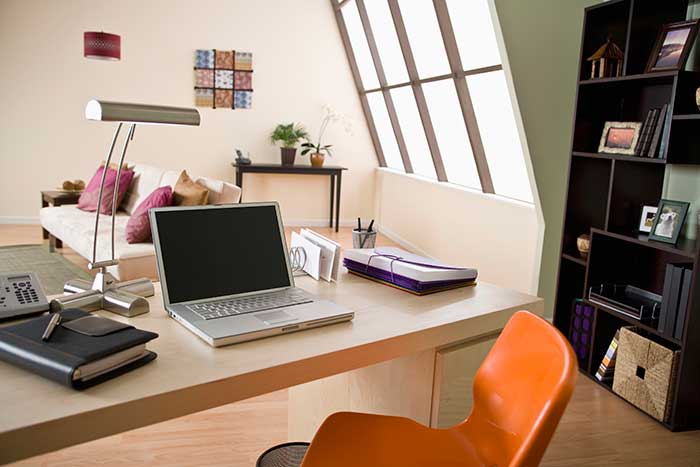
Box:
(153, 204), (291, 304)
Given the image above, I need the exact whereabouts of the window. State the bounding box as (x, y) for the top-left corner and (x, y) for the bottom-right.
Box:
(334, 0), (534, 203)
(391, 86), (436, 179)
(364, 0), (408, 85)
(366, 91), (404, 170)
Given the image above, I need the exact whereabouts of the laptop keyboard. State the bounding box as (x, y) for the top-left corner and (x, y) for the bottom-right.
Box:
(187, 289), (313, 320)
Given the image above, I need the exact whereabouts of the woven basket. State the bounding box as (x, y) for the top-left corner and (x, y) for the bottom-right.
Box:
(612, 327), (680, 422)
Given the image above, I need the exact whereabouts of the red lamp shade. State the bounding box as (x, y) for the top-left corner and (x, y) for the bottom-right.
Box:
(84, 32), (121, 61)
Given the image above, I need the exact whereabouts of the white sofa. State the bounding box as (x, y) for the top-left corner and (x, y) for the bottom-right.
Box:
(40, 163), (241, 281)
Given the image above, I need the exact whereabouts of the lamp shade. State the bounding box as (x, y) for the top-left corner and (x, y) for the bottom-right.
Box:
(85, 100), (201, 126)
(84, 32), (121, 60)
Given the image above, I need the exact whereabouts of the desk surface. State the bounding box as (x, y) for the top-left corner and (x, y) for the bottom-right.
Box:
(0, 272), (541, 463)
(232, 162), (347, 173)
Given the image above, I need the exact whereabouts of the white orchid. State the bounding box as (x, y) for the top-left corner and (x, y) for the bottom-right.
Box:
(302, 105), (354, 157)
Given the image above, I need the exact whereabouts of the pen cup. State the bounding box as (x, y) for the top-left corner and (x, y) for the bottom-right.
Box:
(352, 229), (377, 249)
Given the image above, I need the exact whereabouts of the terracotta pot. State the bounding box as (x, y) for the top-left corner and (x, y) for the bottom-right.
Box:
(310, 152), (325, 168)
(281, 147), (297, 166)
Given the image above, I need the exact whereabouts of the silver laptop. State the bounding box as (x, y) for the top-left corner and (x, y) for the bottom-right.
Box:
(149, 202), (354, 347)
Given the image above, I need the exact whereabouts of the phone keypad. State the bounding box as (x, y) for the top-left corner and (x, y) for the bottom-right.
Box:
(13, 282), (39, 305)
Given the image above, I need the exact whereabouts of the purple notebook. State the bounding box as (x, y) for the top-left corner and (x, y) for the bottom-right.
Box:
(344, 258), (473, 293)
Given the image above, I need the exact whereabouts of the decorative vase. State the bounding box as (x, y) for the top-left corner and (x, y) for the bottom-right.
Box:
(310, 152), (325, 168)
(576, 234), (591, 259)
(281, 147), (296, 166)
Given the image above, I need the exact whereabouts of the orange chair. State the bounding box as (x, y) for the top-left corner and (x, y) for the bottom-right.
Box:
(300, 311), (577, 467)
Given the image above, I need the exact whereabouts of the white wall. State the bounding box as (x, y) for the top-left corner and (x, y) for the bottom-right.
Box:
(375, 169), (541, 294)
(0, 0), (377, 224)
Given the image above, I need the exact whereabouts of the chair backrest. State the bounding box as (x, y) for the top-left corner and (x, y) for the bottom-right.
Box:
(456, 311), (577, 467)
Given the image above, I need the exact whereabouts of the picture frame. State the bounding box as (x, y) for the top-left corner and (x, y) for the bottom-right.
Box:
(645, 20), (700, 73)
(648, 199), (690, 245)
(638, 205), (659, 234)
(598, 122), (642, 155)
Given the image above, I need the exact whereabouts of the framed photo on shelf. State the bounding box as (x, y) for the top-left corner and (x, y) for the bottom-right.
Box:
(598, 122), (642, 155)
(648, 199), (690, 245)
(645, 20), (700, 73)
(638, 205), (659, 234)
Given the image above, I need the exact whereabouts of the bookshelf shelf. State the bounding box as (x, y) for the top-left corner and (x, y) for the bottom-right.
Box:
(583, 299), (683, 346)
(562, 253), (587, 266)
(554, 0), (700, 431)
(578, 70), (678, 86)
(672, 114), (700, 120)
(591, 228), (697, 259)
(572, 151), (667, 164)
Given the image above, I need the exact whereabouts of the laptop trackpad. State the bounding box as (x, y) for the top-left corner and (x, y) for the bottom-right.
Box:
(256, 310), (298, 326)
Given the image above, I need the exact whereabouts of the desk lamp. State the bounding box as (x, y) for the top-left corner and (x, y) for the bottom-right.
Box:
(51, 100), (200, 316)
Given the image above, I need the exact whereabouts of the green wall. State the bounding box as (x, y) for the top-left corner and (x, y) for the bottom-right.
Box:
(497, 0), (700, 316)
(495, 0), (598, 316)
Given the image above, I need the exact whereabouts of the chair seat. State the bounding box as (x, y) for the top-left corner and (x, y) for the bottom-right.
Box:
(300, 412), (485, 467)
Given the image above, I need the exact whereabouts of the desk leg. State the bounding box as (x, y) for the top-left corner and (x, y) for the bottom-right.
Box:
(288, 349), (435, 441)
(287, 333), (499, 440)
(329, 175), (335, 228)
(334, 172), (342, 232)
(235, 170), (243, 203)
(41, 197), (49, 240)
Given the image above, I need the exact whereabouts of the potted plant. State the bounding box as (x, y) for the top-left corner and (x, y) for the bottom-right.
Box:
(270, 123), (308, 166)
(301, 105), (351, 168)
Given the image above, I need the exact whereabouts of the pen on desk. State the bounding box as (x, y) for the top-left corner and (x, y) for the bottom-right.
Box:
(357, 217), (362, 232)
(42, 313), (61, 341)
(367, 219), (375, 232)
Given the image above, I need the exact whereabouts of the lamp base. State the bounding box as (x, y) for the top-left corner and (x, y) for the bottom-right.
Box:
(51, 276), (154, 317)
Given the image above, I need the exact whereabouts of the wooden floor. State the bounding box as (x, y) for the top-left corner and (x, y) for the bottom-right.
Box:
(3, 225), (700, 467)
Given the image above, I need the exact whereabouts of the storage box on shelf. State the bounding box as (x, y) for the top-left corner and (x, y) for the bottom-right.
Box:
(554, 0), (700, 431)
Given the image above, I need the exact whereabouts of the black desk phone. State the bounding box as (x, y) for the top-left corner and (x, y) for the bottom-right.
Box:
(0, 273), (50, 320)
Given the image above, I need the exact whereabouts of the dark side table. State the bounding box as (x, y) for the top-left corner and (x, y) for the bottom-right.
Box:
(232, 163), (347, 232)
(41, 190), (81, 250)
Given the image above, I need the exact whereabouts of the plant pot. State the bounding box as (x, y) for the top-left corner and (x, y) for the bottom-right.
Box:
(310, 152), (325, 168)
(281, 147), (297, 166)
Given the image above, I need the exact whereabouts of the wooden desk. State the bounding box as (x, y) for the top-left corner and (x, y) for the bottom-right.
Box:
(232, 163), (347, 232)
(0, 273), (541, 464)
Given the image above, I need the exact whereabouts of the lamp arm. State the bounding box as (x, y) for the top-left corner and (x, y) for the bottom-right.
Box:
(110, 123), (135, 262)
(91, 122), (123, 266)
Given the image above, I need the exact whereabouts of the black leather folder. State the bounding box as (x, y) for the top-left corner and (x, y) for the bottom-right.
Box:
(0, 309), (158, 389)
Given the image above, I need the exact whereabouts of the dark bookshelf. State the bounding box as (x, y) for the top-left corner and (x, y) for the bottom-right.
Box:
(554, 0), (700, 431)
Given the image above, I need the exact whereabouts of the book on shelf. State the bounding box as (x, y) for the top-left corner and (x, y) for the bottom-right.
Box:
(674, 268), (693, 341)
(657, 105), (674, 159)
(636, 108), (658, 157)
(657, 263), (693, 340)
(647, 104), (668, 158)
(596, 329), (621, 382)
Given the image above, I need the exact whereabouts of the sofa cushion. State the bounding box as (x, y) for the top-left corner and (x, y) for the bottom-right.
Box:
(78, 165), (134, 215)
(126, 186), (173, 244)
(122, 164), (167, 215)
(172, 170), (209, 206)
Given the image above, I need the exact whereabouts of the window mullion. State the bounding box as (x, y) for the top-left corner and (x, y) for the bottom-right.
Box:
(331, 0), (387, 167)
(388, 0), (448, 182)
(433, 0), (495, 193)
(356, 0), (413, 174)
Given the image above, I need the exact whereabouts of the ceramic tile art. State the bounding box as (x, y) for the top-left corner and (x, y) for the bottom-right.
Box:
(194, 49), (253, 109)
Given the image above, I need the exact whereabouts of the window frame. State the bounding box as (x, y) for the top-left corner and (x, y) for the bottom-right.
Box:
(333, 0), (524, 197)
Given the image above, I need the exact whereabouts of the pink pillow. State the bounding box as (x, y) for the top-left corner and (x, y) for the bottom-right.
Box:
(78, 165), (135, 215)
(126, 186), (173, 243)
